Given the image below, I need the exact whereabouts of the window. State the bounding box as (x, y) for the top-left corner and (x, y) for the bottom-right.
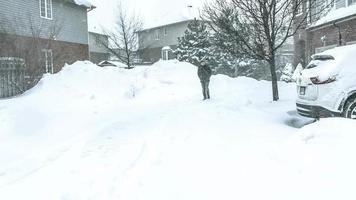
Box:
(346, 40), (356, 45)
(161, 46), (172, 60)
(42, 49), (54, 74)
(348, 0), (356, 6)
(155, 29), (159, 40)
(296, 0), (303, 16)
(164, 28), (167, 36)
(40, 0), (52, 19)
(325, 0), (334, 8)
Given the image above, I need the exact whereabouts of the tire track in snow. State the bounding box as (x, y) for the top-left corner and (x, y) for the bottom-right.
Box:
(0, 144), (72, 189)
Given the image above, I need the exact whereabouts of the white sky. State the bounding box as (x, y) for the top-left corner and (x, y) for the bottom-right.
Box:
(88, 0), (206, 33)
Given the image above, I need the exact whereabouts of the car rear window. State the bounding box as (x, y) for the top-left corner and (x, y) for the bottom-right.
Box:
(306, 55), (335, 69)
(312, 54), (335, 61)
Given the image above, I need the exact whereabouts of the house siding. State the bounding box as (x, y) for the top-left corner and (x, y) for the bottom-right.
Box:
(89, 32), (108, 53)
(90, 52), (109, 64)
(336, 0), (346, 8)
(0, 0), (88, 44)
(138, 45), (178, 63)
(88, 32), (109, 63)
(0, 33), (89, 72)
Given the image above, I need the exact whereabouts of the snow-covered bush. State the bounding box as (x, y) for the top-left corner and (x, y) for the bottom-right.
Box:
(280, 63), (294, 82)
(292, 63), (303, 81)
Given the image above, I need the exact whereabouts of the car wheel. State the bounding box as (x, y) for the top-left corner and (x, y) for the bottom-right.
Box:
(343, 97), (356, 119)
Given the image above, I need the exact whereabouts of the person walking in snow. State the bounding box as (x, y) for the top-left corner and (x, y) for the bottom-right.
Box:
(174, 20), (213, 100)
(198, 61), (212, 100)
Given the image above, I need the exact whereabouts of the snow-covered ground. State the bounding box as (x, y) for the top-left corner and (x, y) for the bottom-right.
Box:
(0, 60), (355, 200)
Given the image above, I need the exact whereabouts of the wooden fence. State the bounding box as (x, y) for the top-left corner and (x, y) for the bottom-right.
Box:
(0, 57), (26, 98)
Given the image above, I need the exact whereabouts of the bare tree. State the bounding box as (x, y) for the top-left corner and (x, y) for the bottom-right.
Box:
(203, 0), (333, 101)
(99, 3), (143, 69)
(26, 16), (63, 87)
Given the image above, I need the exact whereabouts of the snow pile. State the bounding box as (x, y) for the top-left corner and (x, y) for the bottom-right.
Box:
(73, 0), (94, 8)
(312, 4), (356, 27)
(0, 60), (356, 200)
(280, 63), (294, 82)
(98, 60), (128, 68)
(292, 63), (303, 81)
(280, 118), (356, 200)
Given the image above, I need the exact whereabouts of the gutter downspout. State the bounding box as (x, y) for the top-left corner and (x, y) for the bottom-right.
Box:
(333, 22), (342, 46)
(86, 8), (95, 61)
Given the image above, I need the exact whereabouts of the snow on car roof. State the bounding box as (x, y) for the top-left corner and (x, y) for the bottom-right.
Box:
(98, 60), (127, 68)
(304, 44), (356, 80)
(315, 44), (356, 59)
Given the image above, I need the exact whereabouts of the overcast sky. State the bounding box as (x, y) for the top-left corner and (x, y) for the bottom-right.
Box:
(88, 0), (205, 33)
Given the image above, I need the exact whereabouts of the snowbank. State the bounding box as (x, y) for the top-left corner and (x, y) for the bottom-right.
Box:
(281, 118), (356, 200)
(0, 60), (355, 200)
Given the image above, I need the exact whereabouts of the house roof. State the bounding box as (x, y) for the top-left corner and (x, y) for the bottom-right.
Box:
(140, 6), (199, 31)
(310, 4), (356, 28)
(89, 31), (108, 37)
(139, 19), (195, 32)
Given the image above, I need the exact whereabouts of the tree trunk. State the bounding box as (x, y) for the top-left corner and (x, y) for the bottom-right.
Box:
(124, 50), (131, 69)
(268, 57), (279, 101)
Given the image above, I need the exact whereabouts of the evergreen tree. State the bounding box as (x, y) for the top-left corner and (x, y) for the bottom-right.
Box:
(175, 20), (213, 67)
(176, 19), (270, 80)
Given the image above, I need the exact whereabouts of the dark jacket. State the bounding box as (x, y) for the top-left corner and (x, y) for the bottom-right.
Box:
(197, 64), (212, 82)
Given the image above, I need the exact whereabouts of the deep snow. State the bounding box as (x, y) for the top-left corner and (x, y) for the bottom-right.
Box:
(0, 60), (355, 200)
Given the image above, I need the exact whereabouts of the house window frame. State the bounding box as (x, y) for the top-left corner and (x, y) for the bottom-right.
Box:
(161, 47), (172, 60)
(347, 0), (356, 6)
(42, 49), (54, 74)
(325, 0), (335, 9)
(155, 29), (160, 40)
(164, 28), (168, 36)
(346, 40), (356, 45)
(295, 0), (303, 16)
(39, 0), (53, 20)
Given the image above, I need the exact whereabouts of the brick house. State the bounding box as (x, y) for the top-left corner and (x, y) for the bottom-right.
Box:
(0, 0), (94, 75)
(294, 0), (356, 66)
(137, 19), (195, 63)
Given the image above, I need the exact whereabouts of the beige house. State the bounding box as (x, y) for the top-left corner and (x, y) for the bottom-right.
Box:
(137, 19), (194, 63)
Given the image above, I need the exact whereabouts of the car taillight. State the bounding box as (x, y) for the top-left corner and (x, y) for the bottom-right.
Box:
(310, 76), (336, 84)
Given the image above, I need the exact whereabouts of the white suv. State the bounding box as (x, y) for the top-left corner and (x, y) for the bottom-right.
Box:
(296, 44), (356, 119)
